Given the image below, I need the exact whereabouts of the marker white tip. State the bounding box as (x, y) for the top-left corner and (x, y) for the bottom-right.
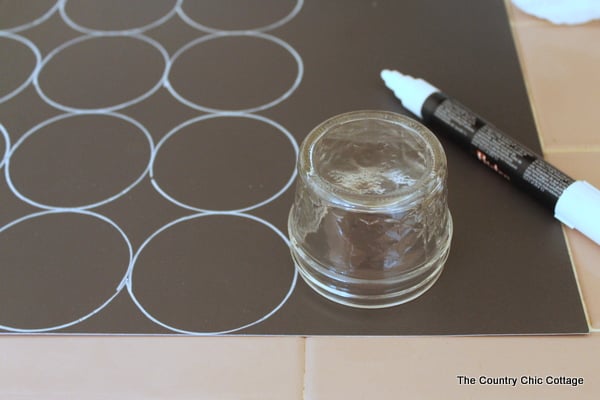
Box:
(555, 181), (600, 245)
(380, 69), (398, 87)
(380, 69), (438, 118)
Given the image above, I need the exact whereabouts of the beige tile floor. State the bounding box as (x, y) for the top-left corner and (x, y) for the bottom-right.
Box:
(0, 337), (306, 400)
(1, 2), (599, 399)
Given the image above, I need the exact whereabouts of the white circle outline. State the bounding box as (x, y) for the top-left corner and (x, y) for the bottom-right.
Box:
(33, 34), (169, 113)
(150, 113), (299, 213)
(177, 0), (303, 33)
(0, 209), (133, 333)
(127, 211), (298, 335)
(0, 124), (9, 170)
(0, 0), (60, 33)
(165, 31), (304, 114)
(0, 32), (42, 104)
(60, 0), (182, 35)
(5, 112), (155, 210)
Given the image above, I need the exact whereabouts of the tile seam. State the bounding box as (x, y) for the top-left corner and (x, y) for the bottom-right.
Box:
(504, 0), (549, 153)
(542, 147), (600, 155)
(562, 230), (594, 332)
(302, 337), (308, 400)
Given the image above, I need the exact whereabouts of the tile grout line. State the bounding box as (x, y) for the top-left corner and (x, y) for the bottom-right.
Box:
(542, 146), (600, 154)
(301, 337), (308, 400)
(504, 0), (550, 153)
(561, 230), (594, 331)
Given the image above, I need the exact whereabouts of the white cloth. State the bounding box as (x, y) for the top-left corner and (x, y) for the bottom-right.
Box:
(512, 0), (600, 25)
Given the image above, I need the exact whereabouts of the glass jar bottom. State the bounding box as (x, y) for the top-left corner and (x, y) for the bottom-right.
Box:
(288, 211), (453, 309)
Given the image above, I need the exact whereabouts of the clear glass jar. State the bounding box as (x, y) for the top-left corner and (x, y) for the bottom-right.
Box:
(288, 110), (452, 308)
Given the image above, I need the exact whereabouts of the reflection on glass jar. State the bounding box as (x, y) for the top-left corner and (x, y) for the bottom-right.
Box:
(288, 110), (452, 308)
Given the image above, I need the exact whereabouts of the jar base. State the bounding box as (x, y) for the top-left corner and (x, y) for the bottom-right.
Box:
(289, 217), (452, 309)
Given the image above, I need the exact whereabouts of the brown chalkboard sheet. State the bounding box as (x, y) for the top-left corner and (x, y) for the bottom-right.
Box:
(0, 0), (588, 335)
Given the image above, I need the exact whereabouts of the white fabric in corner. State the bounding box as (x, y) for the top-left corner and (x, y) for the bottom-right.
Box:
(512, 0), (600, 25)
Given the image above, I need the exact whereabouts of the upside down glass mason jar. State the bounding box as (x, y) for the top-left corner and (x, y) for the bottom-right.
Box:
(288, 110), (453, 308)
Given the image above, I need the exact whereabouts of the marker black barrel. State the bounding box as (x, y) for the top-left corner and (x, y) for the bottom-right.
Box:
(421, 92), (575, 211)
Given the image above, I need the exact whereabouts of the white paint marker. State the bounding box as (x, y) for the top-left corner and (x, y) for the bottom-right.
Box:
(381, 69), (600, 245)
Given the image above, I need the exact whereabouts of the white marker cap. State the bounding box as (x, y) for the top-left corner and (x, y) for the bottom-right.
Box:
(380, 69), (439, 118)
(554, 180), (600, 245)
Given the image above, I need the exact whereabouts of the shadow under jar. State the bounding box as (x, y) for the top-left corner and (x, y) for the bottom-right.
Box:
(288, 111), (452, 308)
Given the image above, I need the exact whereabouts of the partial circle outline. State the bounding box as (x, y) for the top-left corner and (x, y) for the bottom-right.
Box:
(5, 112), (154, 210)
(150, 113), (299, 213)
(127, 211), (298, 335)
(165, 31), (303, 114)
(0, 32), (42, 104)
(59, 0), (182, 35)
(176, 0), (304, 33)
(33, 34), (169, 113)
(1, 0), (59, 33)
(0, 209), (132, 333)
(0, 124), (9, 170)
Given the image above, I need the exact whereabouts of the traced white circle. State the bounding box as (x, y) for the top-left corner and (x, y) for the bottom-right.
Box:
(0, 209), (132, 333)
(0, 32), (42, 104)
(5, 112), (154, 210)
(150, 113), (298, 213)
(0, 124), (9, 170)
(0, 0), (59, 33)
(127, 211), (298, 335)
(60, 0), (182, 35)
(177, 0), (303, 33)
(33, 34), (169, 113)
(165, 31), (303, 113)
